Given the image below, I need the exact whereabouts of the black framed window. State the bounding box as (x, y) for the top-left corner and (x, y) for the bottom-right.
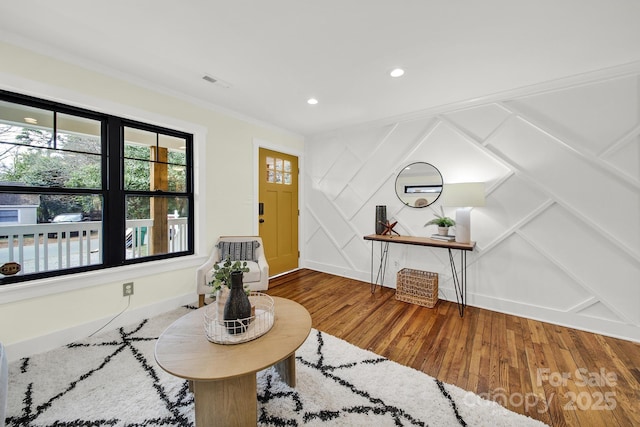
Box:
(0, 90), (194, 284)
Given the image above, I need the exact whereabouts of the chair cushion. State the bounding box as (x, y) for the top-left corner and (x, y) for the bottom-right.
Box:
(205, 261), (262, 286)
(217, 240), (260, 262)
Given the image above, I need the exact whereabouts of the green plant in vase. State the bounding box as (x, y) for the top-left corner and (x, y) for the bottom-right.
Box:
(209, 258), (250, 295)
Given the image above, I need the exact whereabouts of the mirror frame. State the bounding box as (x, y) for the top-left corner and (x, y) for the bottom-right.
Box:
(394, 162), (443, 208)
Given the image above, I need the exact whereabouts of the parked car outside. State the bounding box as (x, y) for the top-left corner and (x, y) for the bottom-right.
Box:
(52, 213), (83, 223)
(49, 213), (83, 238)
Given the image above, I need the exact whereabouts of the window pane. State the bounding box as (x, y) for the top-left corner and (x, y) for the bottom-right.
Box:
(160, 135), (187, 166)
(124, 158), (151, 191)
(124, 127), (155, 160)
(0, 104), (102, 190)
(125, 195), (189, 259)
(123, 127), (187, 193)
(0, 192), (103, 277)
(56, 114), (101, 154)
(0, 145), (101, 190)
(124, 142), (151, 160)
(0, 100), (54, 148)
(41, 194), (100, 222)
(168, 164), (187, 192)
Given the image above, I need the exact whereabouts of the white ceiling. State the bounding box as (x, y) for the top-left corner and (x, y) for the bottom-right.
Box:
(2, 1), (640, 137)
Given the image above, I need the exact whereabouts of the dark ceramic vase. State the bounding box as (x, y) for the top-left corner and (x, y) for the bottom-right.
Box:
(223, 270), (252, 334)
(375, 205), (387, 234)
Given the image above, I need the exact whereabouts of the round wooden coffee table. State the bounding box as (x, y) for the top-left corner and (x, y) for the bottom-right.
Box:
(154, 297), (311, 426)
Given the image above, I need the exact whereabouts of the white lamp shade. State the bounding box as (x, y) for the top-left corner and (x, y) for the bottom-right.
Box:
(440, 182), (485, 207)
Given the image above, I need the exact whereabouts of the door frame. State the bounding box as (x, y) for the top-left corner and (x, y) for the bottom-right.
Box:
(252, 138), (304, 274)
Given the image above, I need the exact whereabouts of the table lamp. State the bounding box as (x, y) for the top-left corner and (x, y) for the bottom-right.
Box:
(440, 182), (485, 243)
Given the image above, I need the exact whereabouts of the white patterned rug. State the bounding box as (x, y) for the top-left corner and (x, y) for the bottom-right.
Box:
(6, 305), (547, 426)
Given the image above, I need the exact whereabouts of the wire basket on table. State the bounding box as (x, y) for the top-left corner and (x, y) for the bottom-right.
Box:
(203, 292), (275, 344)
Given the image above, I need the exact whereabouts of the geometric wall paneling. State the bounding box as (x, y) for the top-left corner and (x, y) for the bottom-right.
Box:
(500, 101), (640, 192)
(334, 183), (368, 220)
(486, 115), (640, 256)
(304, 209), (321, 242)
(443, 103), (512, 142)
(602, 132), (640, 180)
(349, 118), (436, 199)
(471, 174), (550, 248)
(577, 301), (627, 322)
(337, 123), (398, 161)
(316, 148), (363, 200)
(306, 187), (355, 250)
(434, 118), (513, 185)
(304, 65), (640, 341)
(520, 205), (640, 325)
(343, 235), (373, 274)
(475, 233), (589, 311)
(307, 134), (344, 181)
(305, 226), (353, 270)
(502, 75), (640, 156)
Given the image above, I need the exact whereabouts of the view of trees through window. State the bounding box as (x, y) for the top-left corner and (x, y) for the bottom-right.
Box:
(0, 105), (102, 219)
(0, 92), (194, 283)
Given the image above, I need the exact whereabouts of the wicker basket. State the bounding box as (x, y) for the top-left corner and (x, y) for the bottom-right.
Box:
(396, 268), (438, 308)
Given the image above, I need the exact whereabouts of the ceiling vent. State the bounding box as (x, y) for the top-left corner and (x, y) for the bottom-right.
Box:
(202, 74), (231, 88)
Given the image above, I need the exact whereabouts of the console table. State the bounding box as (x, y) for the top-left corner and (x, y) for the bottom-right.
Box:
(363, 234), (475, 317)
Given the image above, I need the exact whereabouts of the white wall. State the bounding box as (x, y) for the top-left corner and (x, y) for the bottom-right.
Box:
(304, 65), (640, 342)
(0, 42), (304, 361)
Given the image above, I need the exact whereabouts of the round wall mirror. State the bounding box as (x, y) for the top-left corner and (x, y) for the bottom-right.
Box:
(395, 162), (443, 208)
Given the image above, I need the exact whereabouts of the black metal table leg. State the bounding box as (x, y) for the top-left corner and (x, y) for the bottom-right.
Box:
(370, 240), (390, 294)
(448, 248), (466, 317)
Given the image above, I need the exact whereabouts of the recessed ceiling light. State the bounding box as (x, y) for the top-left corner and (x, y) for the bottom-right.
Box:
(24, 117), (38, 124)
(390, 68), (405, 78)
(307, 98), (318, 105)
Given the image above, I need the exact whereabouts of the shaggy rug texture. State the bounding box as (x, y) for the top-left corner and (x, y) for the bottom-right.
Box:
(6, 305), (547, 426)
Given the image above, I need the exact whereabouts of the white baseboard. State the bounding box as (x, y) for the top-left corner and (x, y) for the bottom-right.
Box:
(5, 293), (196, 363)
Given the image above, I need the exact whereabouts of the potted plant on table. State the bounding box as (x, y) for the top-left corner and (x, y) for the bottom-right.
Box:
(209, 259), (251, 326)
(424, 206), (455, 236)
(209, 258), (250, 295)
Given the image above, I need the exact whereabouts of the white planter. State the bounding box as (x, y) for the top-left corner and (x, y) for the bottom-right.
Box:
(437, 226), (449, 236)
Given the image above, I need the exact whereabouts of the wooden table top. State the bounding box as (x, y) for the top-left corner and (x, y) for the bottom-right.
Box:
(363, 234), (475, 251)
(154, 297), (312, 381)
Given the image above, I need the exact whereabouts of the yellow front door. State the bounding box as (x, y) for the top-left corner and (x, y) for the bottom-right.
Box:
(258, 148), (299, 276)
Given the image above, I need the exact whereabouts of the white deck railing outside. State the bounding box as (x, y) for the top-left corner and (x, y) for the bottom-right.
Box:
(0, 218), (188, 276)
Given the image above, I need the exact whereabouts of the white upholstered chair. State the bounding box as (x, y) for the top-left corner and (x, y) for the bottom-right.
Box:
(196, 236), (269, 307)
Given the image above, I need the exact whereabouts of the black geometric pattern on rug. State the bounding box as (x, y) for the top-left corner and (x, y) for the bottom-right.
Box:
(257, 330), (467, 427)
(6, 305), (199, 427)
(6, 307), (472, 427)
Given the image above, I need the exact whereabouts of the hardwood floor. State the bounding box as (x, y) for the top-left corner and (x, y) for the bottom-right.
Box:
(266, 269), (640, 427)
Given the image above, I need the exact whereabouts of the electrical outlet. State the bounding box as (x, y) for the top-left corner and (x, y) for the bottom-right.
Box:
(123, 282), (134, 297)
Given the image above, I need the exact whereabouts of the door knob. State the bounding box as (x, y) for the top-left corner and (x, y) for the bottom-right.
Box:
(259, 219), (265, 223)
